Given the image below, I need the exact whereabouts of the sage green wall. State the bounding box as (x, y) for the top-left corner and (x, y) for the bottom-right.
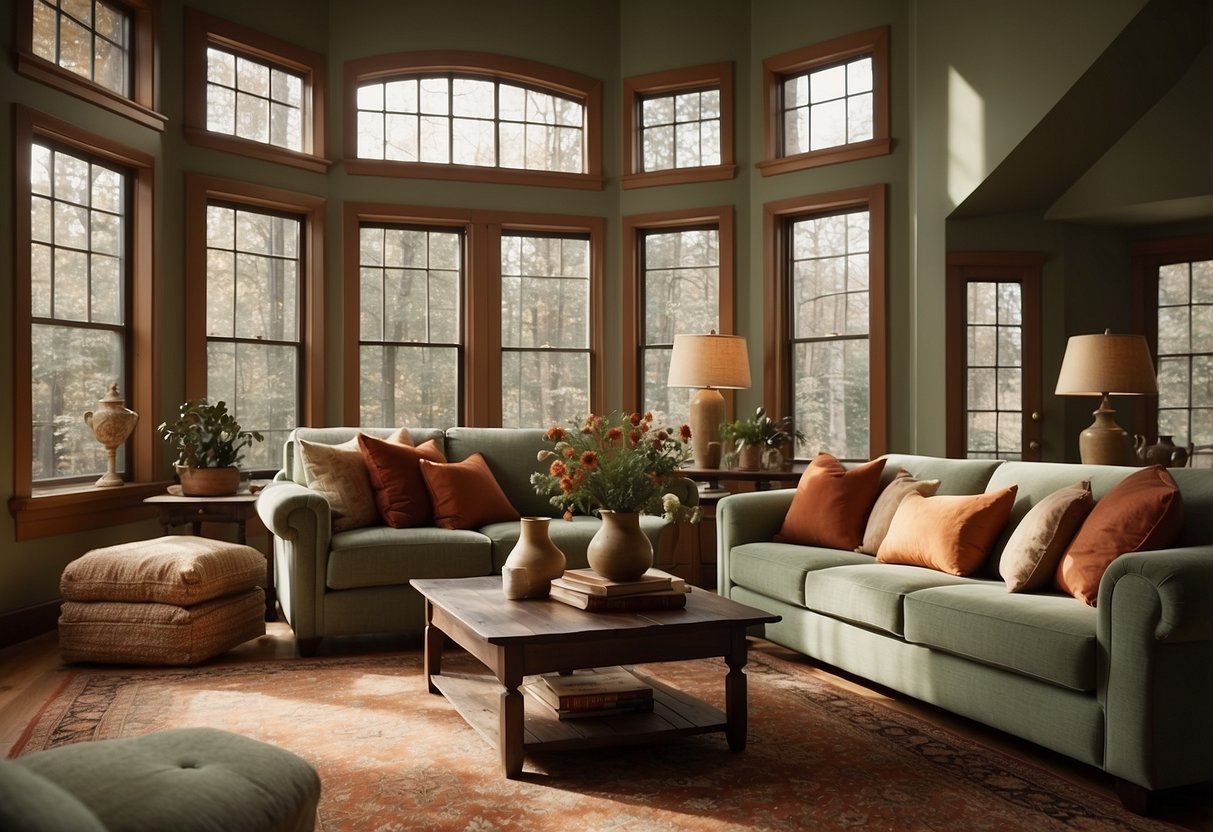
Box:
(0, 0), (1204, 622)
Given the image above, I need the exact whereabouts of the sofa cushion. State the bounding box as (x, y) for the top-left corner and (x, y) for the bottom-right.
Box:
(444, 427), (556, 517)
(775, 455), (886, 550)
(729, 542), (873, 607)
(421, 453), (521, 530)
(1056, 465), (1184, 606)
(859, 469), (941, 555)
(299, 434), (394, 531)
(804, 563), (979, 636)
(999, 480), (1093, 592)
(326, 526), (492, 590)
(904, 584), (1098, 691)
(877, 486), (1017, 576)
(358, 434), (446, 528)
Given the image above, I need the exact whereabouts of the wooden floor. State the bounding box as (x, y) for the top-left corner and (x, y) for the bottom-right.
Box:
(2, 623), (1210, 829)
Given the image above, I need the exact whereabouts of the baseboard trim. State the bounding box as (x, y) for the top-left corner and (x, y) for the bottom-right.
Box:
(0, 601), (60, 651)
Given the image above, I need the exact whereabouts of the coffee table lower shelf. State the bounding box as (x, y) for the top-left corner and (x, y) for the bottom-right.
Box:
(432, 670), (728, 754)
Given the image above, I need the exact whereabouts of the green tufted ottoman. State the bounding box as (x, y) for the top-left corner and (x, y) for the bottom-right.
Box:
(1, 727), (320, 831)
(59, 536), (267, 665)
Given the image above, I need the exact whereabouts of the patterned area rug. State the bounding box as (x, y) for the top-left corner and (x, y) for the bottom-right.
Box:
(13, 647), (1174, 832)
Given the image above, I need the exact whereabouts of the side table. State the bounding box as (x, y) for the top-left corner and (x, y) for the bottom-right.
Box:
(143, 490), (276, 621)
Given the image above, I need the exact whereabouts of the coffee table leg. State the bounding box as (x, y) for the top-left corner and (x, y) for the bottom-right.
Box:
(725, 631), (748, 752)
(499, 647), (525, 778)
(423, 601), (443, 695)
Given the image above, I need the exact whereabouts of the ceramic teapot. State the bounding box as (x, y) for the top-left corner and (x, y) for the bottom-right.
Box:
(1134, 435), (1188, 468)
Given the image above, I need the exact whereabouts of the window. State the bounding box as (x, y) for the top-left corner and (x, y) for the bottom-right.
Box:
(344, 52), (603, 189)
(501, 233), (591, 427)
(622, 63), (735, 188)
(758, 27), (890, 177)
(12, 106), (158, 540)
(945, 254), (1043, 461)
(357, 224), (464, 427)
(183, 9), (328, 172)
(184, 175), (325, 473)
(764, 186), (887, 461)
(17, 0), (163, 129)
(343, 204), (603, 427)
(623, 207), (735, 426)
(1134, 236), (1213, 460)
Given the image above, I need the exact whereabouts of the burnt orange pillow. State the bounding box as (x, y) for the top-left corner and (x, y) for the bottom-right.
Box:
(775, 454), (887, 550)
(420, 453), (520, 530)
(876, 486), (1018, 576)
(358, 434), (447, 528)
(1055, 465), (1183, 606)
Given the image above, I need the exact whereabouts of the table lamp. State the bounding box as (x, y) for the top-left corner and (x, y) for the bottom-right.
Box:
(1054, 329), (1158, 465)
(667, 332), (751, 468)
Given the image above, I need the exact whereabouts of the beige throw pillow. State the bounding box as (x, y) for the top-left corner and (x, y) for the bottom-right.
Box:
(999, 480), (1093, 592)
(857, 469), (940, 555)
(299, 428), (413, 531)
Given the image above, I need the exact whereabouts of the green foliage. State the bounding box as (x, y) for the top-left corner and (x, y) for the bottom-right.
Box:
(157, 399), (263, 468)
(530, 411), (697, 519)
(720, 407), (806, 450)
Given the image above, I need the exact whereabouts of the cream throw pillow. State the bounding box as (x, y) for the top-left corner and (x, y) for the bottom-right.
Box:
(999, 480), (1093, 592)
(299, 429), (412, 531)
(857, 469), (940, 555)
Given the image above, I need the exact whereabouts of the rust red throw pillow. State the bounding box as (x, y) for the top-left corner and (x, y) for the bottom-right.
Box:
(774, 454), (887, 550)
(876, 486), (1018, 576)
(420, 453), (521, 530)
(1055, 465), (1183, 606)
(358, 434), (446, 528)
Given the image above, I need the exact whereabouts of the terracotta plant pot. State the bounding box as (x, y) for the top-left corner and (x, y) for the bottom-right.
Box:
(587, 510), (653, 582)
(176, 465), (241, 497)
(502, 516), (567, 599)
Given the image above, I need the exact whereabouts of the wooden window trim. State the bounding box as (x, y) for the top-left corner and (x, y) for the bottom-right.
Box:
(762, 184), (887, 457)
(944, 252), (1044, 460)
(621, 62), (736, 189)
(1130, 234), (1213, 437)
(757, 26), (890, 177)
(342, 203), (604, 427)
(16, 0), (166, 130)
(184, 175), (326, 452)
(10, 105), (164, 540)
(343, 51), (604, 190)
(183, 8), (330, 173)
(621, 206), (736, 414)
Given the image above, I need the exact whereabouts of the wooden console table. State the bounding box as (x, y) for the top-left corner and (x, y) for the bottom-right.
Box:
(143, 490), (276, 621)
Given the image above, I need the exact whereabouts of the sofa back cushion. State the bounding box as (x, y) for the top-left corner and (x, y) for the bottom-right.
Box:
(999, 480), (1093, 592)
(359, 435), (447, 528)
(444, 427), (557, 517)
(878, 454), (1002, 496)
(859, 469), (941, 555)
(876, 485), (1018, 576)
(284, 426), (444, 486)
(775, 455), (886, 550)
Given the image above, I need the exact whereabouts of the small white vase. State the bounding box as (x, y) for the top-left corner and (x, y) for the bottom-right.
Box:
(587, 510), (653, 582)
(502, 517), (567, 599)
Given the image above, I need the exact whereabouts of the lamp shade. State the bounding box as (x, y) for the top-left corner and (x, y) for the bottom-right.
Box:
(667, 333), (751, 389)
(1054, 330), (1158, 397)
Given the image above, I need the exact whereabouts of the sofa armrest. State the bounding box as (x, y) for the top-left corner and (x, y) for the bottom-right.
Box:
(715, 490), (795, 597)
(1098, 545), (1213, 790)
(255, 481), (332, 641)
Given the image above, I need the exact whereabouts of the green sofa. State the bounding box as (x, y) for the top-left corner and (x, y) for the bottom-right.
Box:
(717, 454), (1213, 811)
(256, 427), (694, 654)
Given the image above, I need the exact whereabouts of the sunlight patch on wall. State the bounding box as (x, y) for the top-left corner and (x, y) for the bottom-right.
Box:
(947, 66), (985, 209)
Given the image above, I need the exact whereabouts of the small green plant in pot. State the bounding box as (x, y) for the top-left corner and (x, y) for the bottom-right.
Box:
(720, 407), (804, 470)
(158, 399), (263, 496)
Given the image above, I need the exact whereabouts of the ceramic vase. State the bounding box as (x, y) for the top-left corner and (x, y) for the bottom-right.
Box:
(176, 465), (242, 497)
(502, 516), (567, 599)
(587, 510), (653, 582)
(83, 384), (138, 488)
(737, 443), (764, 471)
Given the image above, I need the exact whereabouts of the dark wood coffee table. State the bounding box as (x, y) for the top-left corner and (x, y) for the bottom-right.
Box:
(410, 575), (780, 778)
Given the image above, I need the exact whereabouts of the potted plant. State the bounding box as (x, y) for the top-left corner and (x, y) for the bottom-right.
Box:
(766, 414), (807, 471)
(720, 407), (775, 470)
(158, 399), (263, 496)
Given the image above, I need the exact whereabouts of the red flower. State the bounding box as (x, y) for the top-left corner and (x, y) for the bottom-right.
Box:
(629, 429), (642, 446)
(605, 426), (623, 444)
(549, 460), (567, 477)
(580, 450), (599, 470)
(545, 426), (567, 442)
(643, 411), (654, 422)
(563, 508), (574, 521)
(656, 430), (669, 442)
(629, 412), (642, 426)
(560, 476), (575, 493)
(679, 423), (692, 440)
(562, 445), (577, 459)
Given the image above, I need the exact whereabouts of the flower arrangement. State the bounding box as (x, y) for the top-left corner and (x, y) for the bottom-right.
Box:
(532, 411), (700, 523)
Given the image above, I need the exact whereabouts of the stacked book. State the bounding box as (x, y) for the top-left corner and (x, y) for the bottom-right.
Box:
(524, 666), (654, 719)
(548, 567), (690, 612)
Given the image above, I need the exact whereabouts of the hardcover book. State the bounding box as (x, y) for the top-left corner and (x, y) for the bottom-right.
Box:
(525, 666), (653, 713)
(548, 584), (688, 612)
(558, 568), (673, 596)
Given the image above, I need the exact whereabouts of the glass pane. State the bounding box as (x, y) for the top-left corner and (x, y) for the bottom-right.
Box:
(359, 344), (459, 428)
(642, 95), (674, 127)
(385, 79), (417, 112)
(1193, 305), (1213, 353)
(1193, 261), (1213, 303)
(385, 113), (419, 161)
(997, 411), (1022, 456)
(996, 367), (1022, 411)
(419, 115), (450, 163)
(643, 348), (687, 427)
(968, 412), (997, 454)
(847, 57), (873, 94)
(998, 326), (1022, 367)
(1159, 263), (1189, 306)
(967, 368), (996, 410)
(675, 122), (700, 167)
(1158, 306), (1190, 355)
(501, 350), (589, 428)
(90, 254), (121, 324)
(236, 56), (269, 97)
(452, 78), (494, 118)
(53, 249), (88, 321)
(207, 341), (298, 470)
(1193, 355), (1213, 408)
(968, 282), (997, 325)
(357, 111), (384, 158)
(1156, 357), (1190, 410)
(207, 85), (236, 134)
(809, 100), (847, 150)
(452, 117), (495, 166)
(847, 91), (873, 142)
(809, 65), (846, 103)
(498, 84), (525, 121)
(642, 125), (674, 171)
(32, 2), (57, 62)
(968, 325), (996, 366)
(792, 339), (869, 460)
(783, 107), (809, 156)
(206, 250), (235, 337)
(701, 119), (721, 166)
(236, 92), (270, 143)
(419, 77), (449, 114)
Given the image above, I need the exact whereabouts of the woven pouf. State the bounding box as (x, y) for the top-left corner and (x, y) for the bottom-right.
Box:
(4, 727), (320, 832)
(59, 536), (267, 665)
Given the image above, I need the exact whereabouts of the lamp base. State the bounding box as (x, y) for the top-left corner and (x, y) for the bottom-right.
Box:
(1078, 396), (1133, 465)
(688, 388), (725, 469)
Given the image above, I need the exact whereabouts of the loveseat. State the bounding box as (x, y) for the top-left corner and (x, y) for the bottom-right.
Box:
(256, 427), (694, 654)
(717, 454), (1213, 811)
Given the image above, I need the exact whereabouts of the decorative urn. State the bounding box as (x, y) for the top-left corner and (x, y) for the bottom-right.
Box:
(84, 384), (139, 488)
